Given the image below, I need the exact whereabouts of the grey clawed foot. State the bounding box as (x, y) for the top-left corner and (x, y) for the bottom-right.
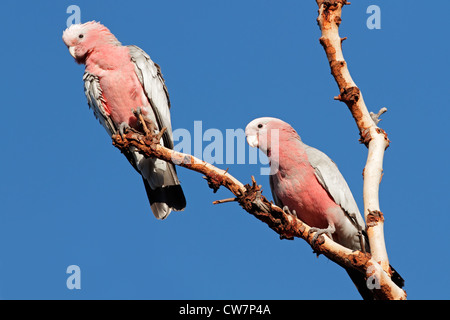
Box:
(132, 106), (142, 116)
(308, 224), (335, 249)
(253, 190), (271, 212)
(132, 106), (151, 136)
(119, 122), (131, 138)
(282, 206), (297, 217)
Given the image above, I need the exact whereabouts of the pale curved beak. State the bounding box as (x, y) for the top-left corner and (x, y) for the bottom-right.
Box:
(68, 46), (76, 59)
(246, 134), (259, 148)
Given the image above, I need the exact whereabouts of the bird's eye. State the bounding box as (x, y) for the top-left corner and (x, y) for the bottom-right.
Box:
(257, 124), (263, 129)
(78, 34), (84, 39)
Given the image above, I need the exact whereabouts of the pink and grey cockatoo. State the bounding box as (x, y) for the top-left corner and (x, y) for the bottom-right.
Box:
(62, 21), (186, 219)
(245, 117), (403, 299)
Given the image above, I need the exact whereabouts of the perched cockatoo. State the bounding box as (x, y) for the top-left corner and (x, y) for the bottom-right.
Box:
(62, 21), (186, 219)
(245, 117), (403, 299)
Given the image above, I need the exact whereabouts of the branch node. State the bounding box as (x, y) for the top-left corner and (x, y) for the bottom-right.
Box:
(203, 173), (224, 193)
(358, 128), (372, 147)
(366, 210), (385, 228)
(376, 127), (391, 147)
(340, 86), (361, 104)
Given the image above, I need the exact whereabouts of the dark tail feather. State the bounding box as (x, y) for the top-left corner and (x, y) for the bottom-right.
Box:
(345, 264), (405, 300)
(390, 265), (405, 288)
(348, 232), (405, 299)
(345, 267), (375, 300)
(142, 178), (186, 220)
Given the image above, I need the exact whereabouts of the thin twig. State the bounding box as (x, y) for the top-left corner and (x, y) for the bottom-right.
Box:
(213, 198), (237, 205)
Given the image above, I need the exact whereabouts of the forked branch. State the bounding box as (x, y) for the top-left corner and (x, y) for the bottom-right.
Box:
(109, 0), (406, 299)
(316, 0), (405, 298)
(112, 124), (404, 299)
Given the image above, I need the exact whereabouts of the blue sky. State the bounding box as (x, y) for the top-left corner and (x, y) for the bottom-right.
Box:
(0, 0), (448, 299)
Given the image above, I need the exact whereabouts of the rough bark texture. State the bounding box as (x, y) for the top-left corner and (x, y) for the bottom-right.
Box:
(108, 0), (407, 299)
(315, 0), (405, 299)
(112, 124), (405, 299)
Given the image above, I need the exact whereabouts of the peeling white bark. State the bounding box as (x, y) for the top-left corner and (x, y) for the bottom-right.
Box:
(316, 0), (403, 297)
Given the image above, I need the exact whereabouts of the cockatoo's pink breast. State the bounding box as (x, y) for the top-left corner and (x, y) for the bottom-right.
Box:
(272, 166), (331, 229)
(270, 135), (341, 230)
(85, 46), (149, 128)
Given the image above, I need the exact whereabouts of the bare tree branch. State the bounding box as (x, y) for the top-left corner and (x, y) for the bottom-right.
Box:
(108, 1), (407, 299)
(112, 127), (405, 299)
(315, 0), (402, 294)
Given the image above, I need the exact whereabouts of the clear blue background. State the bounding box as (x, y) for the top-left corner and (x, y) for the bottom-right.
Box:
(0, 0), (448, 299)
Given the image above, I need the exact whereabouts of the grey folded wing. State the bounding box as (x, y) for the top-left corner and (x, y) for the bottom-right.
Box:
(304, 145), (365, 231)
(128, 45), (186, 216)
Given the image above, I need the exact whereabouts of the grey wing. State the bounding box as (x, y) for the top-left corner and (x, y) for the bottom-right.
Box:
(127, 45), (186, 217)
(304, 145), (365, 229)
(83, 72), (117, 136)
(127, 45), (173, 148)
(269, 175), (284, 208)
